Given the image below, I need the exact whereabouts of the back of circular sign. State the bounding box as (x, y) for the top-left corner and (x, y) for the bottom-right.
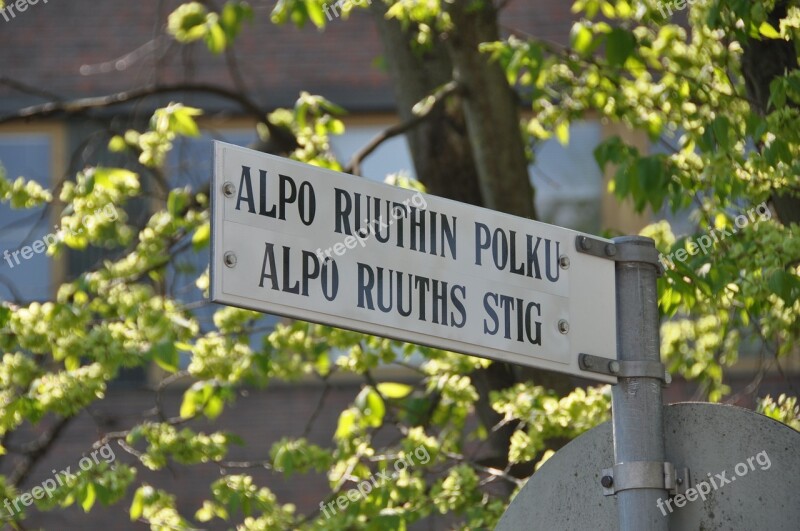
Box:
(496, 402), (800, 530)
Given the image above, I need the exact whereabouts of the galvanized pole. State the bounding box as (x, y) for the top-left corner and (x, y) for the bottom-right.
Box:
(611, 236), (668, 531)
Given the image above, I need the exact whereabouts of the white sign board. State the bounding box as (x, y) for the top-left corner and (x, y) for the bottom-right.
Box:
(211, 142), (617, 382)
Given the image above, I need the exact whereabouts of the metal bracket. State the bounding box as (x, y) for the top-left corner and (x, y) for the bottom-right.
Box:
(601, 461), (690, 496)
(575, 235), (663, 275)
(579, 353), (671, 384)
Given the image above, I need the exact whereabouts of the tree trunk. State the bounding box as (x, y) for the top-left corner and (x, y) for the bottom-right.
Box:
(443, 0), (536, 220)
(370, 3), (484, 207)
(370, 1), (573, 481)
(740, 0), (800, 225)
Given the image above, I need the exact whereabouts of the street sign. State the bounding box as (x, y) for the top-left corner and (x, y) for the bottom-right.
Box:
(210, 141), (617, 382)
(497, 402), (800, 530)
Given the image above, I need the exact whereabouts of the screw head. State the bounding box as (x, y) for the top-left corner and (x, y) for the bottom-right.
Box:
(608, 360), (620, 374)
(676, 478), (683, 486)
(578, 236), (592, 251)
(223, 181), (236, 197)
(223, 252), (237, 268)
(604, 243), (617, 257)
(557, 319), (569, 334)
(559, 255), (570, 269)
(601, 475), (614, 488)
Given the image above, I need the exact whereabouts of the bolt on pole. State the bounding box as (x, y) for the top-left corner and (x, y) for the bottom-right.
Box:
(611, 236), (668, 531)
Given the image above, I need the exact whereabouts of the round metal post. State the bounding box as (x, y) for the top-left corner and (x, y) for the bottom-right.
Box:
(611, 236), (668, 531)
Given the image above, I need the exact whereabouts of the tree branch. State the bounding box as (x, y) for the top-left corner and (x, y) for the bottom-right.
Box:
(442, 450), (524, 487)
(302, 372), (335, 438)
(0, 82), (298, 153)
(345, 81), (461, 176)
(9, 417), (73, 486)
(0, 83), (259, 123)
(0, 76), (63, 103)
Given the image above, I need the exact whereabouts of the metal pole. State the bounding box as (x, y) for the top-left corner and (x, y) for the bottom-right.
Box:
(611, 236), (668, 531)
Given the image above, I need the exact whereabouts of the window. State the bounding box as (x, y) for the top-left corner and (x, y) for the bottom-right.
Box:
(0, 128), (62, 303)
(529, 120), (604, 233)
(167, 127), (266, 337)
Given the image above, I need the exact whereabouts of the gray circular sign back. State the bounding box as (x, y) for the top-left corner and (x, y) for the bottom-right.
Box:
(497, 402), (800, 530)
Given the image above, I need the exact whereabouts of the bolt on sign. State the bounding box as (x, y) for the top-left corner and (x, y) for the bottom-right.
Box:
(210, 142), (617, 382)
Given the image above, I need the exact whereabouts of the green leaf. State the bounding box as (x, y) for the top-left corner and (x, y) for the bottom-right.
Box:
(314, 350), (330, 376)
(768, 270), (800, 303)
(356, 387), (385, 427)
(570, 23), (593, 54)
(192, 223), (210, 251)
(579, 0), (601, 18)
(606, 28), (636, 66)
(94, 167), (136, 190)
(615, 0), (632, 18)
(706, 3), (721, 25)
(319, 97), (346, 116)
(306, 0), (326, 28)
(205, 395), (225, 420)
(745, 112), (767, 140)
(328, 118), (345, 135)
(172, 110), (201, 137)
(765, 138), (791, 165)
(711, 116), (731, 150)
(555, 121), (570, 145)
(646, 114), (663, 140)
(758, 21), (781, 39)
(768, 77), (788, 110)
(205, 22), (227, 54)
(152, 341), (179, 373)
(220, 1), (253, 39)
(272, 445), (293, 476)
(377, 382), (414, 399)
(594, 135), (628, 168)
(0, 305), (10, 328)
(196, 500), (228, 522)
(108, 135), (127, 152)
(168, 2), (210, 42)
(180, 388), (199, 419)
(335, 408), (358, 440)
(167, 189), (187, 216)
(195, 502), (214, 522)
(130, 488), (145, 521)
(614, 163), (634, 201)
(81, 483), (97, 512)
(65, 356), (81, 371)
(93, 483), (112, 506)
(636, 156), (667, 210)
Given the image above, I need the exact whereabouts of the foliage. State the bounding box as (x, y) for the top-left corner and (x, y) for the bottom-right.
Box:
(757, 393), (800, 431)
(486, 0), (800, 401)
(0, 0), (797, 529)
